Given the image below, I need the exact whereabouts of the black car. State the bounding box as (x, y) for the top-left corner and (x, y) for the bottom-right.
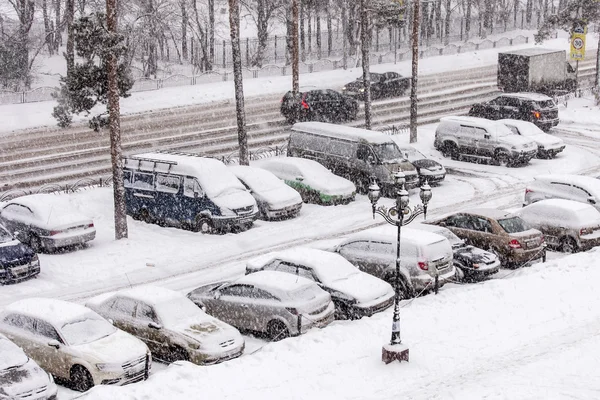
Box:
(412, 224), (501, 282)
(342, 72), (410, 100)
(0, 225), (40, 284)
(280, 89), (359, 124)
(467, 92), (559, 132)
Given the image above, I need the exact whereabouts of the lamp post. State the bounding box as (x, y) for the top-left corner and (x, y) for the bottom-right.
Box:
(368, 172), (432, 364)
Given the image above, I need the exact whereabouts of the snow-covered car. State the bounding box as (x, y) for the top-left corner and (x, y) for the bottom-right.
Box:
(514, 199), (600, 253)
(399, 145), (446, 185)
(425, 208), (546, 268)
(341, 72), (410, 100)
(412, 223), (500, 282)
(0, 333), (58, 400)
(252, 157), (356, 205)
(0, 298), (151, 392)
(0, 194), (95, 253)
(499, 119), (565, 158)
(229, 165), (303, 220)
(187, 271), (335, 341)
(0, 224), (40, 284)
(334, 227), (456, 297)
(86, 286), (245, 365)
(245, 247), (394, 319)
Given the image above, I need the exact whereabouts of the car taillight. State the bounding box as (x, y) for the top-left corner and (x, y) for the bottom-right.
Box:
(580, 227), (594, 235)
(525, 188), (533, 194)
(531, 110), (541, 119)
(286, 307), (299, 315)
(540, 235), (545, 243)
(301, 100), (309, 109)
(509, 239), (522, 249)
(50, 230), (61, 236)
(87, 223), (94, 228)
(417, 260), (429, 271)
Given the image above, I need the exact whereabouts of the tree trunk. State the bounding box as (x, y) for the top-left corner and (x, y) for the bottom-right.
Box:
(42, 0), (53, 55)
(316, 7), (321, 59)
(208, 0), (215, 70)
(341, 0), (347, 67)
(326, 2), (332, 56)
(182, 2), (188, 60)
(410, 0), (420, 143)
(228, 0), (249, 165)
(292, 0), (299, 94)
(106, 0), (128, 240)
(300, 0), (305, 61)
(285, 4), (293, 65)
(54, 0), (61, 52)
(526, 0), (532, 24)
(359, 0), (371, 129)
(66, 0), (74, 75)
(444, 0), (451, 44)
(253, 0), (268, 67)
(307, 5), (312, 54)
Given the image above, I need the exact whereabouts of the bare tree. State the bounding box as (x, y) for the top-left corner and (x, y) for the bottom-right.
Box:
(240, 0), (284, 67)
(360, 0), (372, 129)
(8, 0), (35, 88)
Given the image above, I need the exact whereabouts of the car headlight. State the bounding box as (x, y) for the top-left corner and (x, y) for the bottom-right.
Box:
(188, 342), (201, 350)
(30, 254), (40, 266)
(48, 371), (55, 383)
(96, 362), (123, 372)
(359, 88), (365, 92)
(342, 86), (346, 91)
(331, 291), (356, 304)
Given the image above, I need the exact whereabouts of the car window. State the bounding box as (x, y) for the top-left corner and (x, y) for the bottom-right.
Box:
(505, 125), (519, 135)
(504, 97), (521, 108)
(472, 217), (493, 233)
(3, 313), (36, 335)
(497, 216), (529, 233)
(490, 97), (509, 106)
(183, 177), (203, 198)
(123, 170), (133, 188)
(132, 172), (154, 191)
(459, 125), (478, 137)
(357, 144), (373, 161)
(369, 241), (395, 256)
(220, 284), (253, 298)
(338, 240), (370, 254)
(136, 302), (159, 323)
(2, 204), (34, 219)
(34, 319), (62, 342)
(251, 288), (280, 301)
(273, 262), (299, 275)
(111, 297), (137, 318)
(296, 266), (316, 281)
(445, 214), (472, 229)
(156, 174), (180, 194)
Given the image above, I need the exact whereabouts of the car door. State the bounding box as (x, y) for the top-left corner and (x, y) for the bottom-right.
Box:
(522, 207), (561, 247)
(337, 240), (380, 276)
(443, 214), (478, 243)
(154, 174), (182, 224)
(133, 301), (166, 354)
(246, 287), (281, 332)
(31, 318), (72, 379)
(483, 97), (506, 120)
(131, 171), (157, 217)
(502, 97), (522, 119)
(213, 284), (255, 329)
(107, 296), (138, 337)
(475, 127), (495, 157)
(468, 216), (496, 250)
(457, 125), (478, 155)
(1, 313), (39, 359)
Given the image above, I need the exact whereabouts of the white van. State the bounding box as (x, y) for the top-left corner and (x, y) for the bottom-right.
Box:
(523, 174), (600, 211)
(333, 226), (455, 297)
(287, 122), (419, 195)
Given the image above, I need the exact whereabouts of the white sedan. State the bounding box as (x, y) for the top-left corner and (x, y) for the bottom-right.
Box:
(0, 194), (95, 252)
(0, 298), (151, 392)
(86, 285), (245, 365)
(252, 157), (356, 205)
(229, 165), (303, 220)
(246, 247), (395, 319)
(499, 119), (565, 158)
(0, 333), (58, 399)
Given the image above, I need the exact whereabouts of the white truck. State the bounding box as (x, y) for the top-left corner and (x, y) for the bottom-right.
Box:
(497, 48), (576, 94)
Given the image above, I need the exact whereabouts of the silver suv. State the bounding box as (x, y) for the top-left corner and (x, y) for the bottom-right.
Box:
(434, 116), (538, 166)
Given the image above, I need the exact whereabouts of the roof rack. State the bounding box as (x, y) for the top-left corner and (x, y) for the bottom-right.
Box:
(154, 149), (208, 158)
(124, 155), (177, 173)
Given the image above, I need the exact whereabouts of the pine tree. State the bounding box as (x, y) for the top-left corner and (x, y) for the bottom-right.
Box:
(52, 12), (133, 132)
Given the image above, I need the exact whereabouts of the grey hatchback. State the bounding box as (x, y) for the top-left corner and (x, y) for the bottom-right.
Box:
(187, 271), (335, 341)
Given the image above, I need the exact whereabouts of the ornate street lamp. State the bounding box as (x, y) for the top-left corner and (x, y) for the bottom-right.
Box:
(368, 172), (432, 364)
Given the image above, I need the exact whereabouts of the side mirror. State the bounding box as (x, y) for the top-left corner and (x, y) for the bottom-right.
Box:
(148, 322), (162, 330)
(588, 196), (596, 205)
(296, 176), (304, 182)
(47, 340), (60, 349)
(194, 191), (200, 198)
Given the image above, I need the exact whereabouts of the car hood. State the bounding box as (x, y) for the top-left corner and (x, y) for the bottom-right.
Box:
(498, 135), (537, 149)
(410, 159), (444, 171)
(381, 159), (418, 174)
(254, 186), (302, 210)
(328, 273), (393, 305)
(73, 329), (148, 364)
(0, 359), (52, 398)
(173, 317), (243, 348)
(454, 245), (497, 264)
(305, 175), (356, 197)
(529, 134), (564, 147)
(0, 240), (35, 266)
(212, 190), (257, 213)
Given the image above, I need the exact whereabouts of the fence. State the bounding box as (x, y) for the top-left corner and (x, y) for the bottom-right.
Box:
(0, 32), (537, 106)
(554, 86), (599, 107)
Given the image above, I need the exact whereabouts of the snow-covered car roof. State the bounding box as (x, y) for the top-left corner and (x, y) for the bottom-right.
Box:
(247, 247), (357, 275)
(519, 199), (600, 225)
(534, 174), (600, 195)
(2, 298), (98, 328)
(3, 194), (92, 226)
(339, 226), (447, 246)
(229, 165), (284, 192)
(498, 119), (542, 131)
(291, 122), (395, 144)
(235, 270), (316, 293)
(126, 152), (246, 198)
(459, 208), (516, 220)
(103, 285), (183, 307)
(526, 198), (597, 212)
(499, 92), (554, 102)
(439, 116), (514, 135)
(411, 223), (462, 243)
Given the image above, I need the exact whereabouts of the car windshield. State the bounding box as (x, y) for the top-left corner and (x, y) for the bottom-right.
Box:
(61, 313), (116, 346)
(495, 124), (517, 137)
(401, 147), (426, 162)
(286, 284), (323, 302)
(239, 169), (282, 192)
(372, 143), (405, 162)
(509, 123), (544, 137)
(433, 229), (464, 247)
(0, 227), (12, 243)
(534, 100), (555, 109)
(498, 216), (529, 233)
(315, 262), (360, 284)
(154, 297), (209, 327)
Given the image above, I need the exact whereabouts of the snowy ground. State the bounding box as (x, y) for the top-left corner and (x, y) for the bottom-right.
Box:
(2, 27), (600, 400)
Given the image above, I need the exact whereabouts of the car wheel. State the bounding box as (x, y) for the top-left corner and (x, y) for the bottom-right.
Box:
(138, 208), (152, 224)
(492, 151), (510, 167)
(193, 216), (213, 234)
(70, 365), (94, 392)
(29, 235), (43, 253)
(454, 265), (465, 282)
(335, 302), (352, 320)
(168, 346), (189, 363)
(267, 320), (290, 341)
(442, 142), (459, 160)
(560, 237), (578, 253)
(385, 273), (412, 299)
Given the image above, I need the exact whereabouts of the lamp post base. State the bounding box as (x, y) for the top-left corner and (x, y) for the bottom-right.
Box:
(382, 343), (410, 364)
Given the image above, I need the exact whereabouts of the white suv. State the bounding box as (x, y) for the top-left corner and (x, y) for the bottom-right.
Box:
(523, 174), (600, 211)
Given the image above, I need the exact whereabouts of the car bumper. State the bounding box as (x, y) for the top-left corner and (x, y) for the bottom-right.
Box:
(319, 192), (356, 205)
(212, 212), (259, 231)
(534, 118), (559, 130)
(579, 236), (600, 251)
(419, 172), (446, 184)
(537, 145), (565, 158)
(510, 149), (537, 162)
(462, 260), (501, 279)
(42, 231), (96, 250)
(507, 247), (546, 266)
(263, 203), (302, 220)
(298, 306), (336, 334)
(189, 343), (245, 365)
(412, 267), (456, 292)
(97, 354), (151, 386)
(353, 295), (395, 318)
(0, 262), (40, 284)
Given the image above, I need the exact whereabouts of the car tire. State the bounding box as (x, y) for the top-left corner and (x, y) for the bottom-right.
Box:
(492, 151), (510, 167)
(70, 365), (94, 392)
(454, 265), (465, 282)
(138, 208), (152, 224)
(442, 142), (459, 160)
(266, 320), (290, 341)
(193, 216), (213, 234)
(560, 237), (578, 254)
(385, 273), (412, 299)
(29, 234), (43, 253)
